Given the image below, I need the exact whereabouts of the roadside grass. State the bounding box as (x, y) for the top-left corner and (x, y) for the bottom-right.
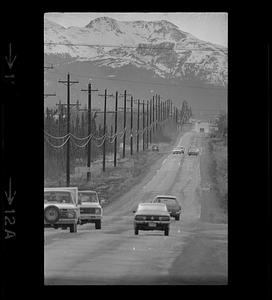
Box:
(199, 135), (228, 224)
(209, 138), (228, 214)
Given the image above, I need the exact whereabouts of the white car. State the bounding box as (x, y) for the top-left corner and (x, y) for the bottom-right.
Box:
(177, 146), (185, 153)
(133, 203), (171, 236)
(172, 148), (184, 154)
(44, 187), (80, 233)
(78, 190), (105, 229)
(188, 147), (200, 156)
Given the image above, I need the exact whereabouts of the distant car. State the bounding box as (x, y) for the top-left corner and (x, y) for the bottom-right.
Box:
(78, 190), (105, 229)
(188, 147), (200, 156)
(44, 187), (80, 233)
(172, 147), (183, 154)
(152, 145), (159, 152)
(151, 195), (181, 220)
(177, 146), (185, 153)
(133, 203), (171, 236)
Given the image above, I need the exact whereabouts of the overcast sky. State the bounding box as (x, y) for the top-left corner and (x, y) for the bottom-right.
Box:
(45, 12), (228, 47)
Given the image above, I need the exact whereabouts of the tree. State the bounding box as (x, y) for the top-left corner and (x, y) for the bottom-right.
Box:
(216, 113), (227, 138)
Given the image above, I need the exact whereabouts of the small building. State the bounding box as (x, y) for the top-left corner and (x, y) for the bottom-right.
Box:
(194, 121), (210, 133)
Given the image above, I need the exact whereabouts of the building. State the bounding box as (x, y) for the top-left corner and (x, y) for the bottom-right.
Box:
(194, 121), (210, 133)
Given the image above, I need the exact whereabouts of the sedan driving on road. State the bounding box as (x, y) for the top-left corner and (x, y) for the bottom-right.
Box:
(151, 195), (181, 220)
(133, 203), (171, 236)
(78, 190), (104, 229)
(172, 148), (183, 154)
(188, 146), (200, 156)
(177, 146), (185, 153)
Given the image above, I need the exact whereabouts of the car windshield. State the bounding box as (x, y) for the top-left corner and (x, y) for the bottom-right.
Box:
(79, 193), (98, 203)
(154, 197), (177, 206)
(137, 204), (167, 211)
(44, 191), (73, 204)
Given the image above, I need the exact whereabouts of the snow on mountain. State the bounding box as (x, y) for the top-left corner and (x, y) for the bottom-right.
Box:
(44, 17), (228, 86)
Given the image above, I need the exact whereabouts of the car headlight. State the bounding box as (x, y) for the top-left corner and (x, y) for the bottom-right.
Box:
(67, 209), (76, 218)
(159, 216), (170, 221)
(135, 215), (146, 221)
(95, 208), (101, 215)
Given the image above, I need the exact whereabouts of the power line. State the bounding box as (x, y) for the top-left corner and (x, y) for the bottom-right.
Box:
(44, 42), (227, 53)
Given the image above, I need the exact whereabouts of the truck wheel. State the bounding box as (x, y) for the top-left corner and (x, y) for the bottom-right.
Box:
(134, 227), (139, 235)
(175, 215), (180, 221)
(164, 227), (169, 236)
(70, 224), (77, 233)
(95, 220), (101, 229)
(44, 205), (60, 224)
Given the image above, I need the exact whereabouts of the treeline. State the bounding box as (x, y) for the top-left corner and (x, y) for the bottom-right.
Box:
(44, 97), (192, 182)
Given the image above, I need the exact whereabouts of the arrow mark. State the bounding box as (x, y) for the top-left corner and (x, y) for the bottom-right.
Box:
(5, 43), (17, 69)
(4, 177), (16, 205)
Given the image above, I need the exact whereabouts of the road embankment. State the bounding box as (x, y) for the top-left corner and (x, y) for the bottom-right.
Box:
(199, 136), (227, 224)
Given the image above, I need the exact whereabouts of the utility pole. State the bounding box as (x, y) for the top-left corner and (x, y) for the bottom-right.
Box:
(81, 83), (99, 182)
(155, 95), (158, 132)
(123, 90), (127, 158)
(59, 73), (79, 187)
(98, 89), (114, 172)
(150, 99), (152, 144)
(137, 99), (140, 152)
(146, 100), (149, 149)
(152, 96), (155, 136)
(130, 96), (133, 155)
(114, 91), (118, 167)
(118, 90), (132, 158)
(142, 100), (145, 151)
(158, 95), (161, 125)
(160, 99), (162, 124)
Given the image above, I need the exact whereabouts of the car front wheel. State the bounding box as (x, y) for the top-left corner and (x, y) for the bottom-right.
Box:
(164, 227), (169, 236)
(95, 220), (101, 229)
(134, 227), (139, 235)
(70, 224), (77, 233)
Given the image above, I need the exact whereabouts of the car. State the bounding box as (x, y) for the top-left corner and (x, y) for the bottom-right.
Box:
(152, 144), (159, 152)
(44, 187), (80, 233)
(172, 148), (183, 154)
(188, 147), (200, 156)
(133, 202), (171, 236)
(151, 195), (181, 220)
(78, 190), (104, 229)
(177, 146), (185, 153)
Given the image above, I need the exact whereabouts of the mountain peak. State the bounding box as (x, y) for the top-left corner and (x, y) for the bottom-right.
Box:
(155, 19), (178, 28)
(85, 17), (120, 29)
(44, 18), (66, 30)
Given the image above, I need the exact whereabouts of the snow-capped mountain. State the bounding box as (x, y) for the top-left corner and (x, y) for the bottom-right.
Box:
(44, 17), (228, 87)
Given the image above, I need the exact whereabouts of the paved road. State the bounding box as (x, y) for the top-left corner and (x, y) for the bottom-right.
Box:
(44, 129), (227, 285)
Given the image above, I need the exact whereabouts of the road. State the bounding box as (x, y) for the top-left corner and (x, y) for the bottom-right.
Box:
(44, 128), (227, 285)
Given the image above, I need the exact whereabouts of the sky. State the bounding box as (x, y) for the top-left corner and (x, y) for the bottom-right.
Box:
(45, 12), (228, 47)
